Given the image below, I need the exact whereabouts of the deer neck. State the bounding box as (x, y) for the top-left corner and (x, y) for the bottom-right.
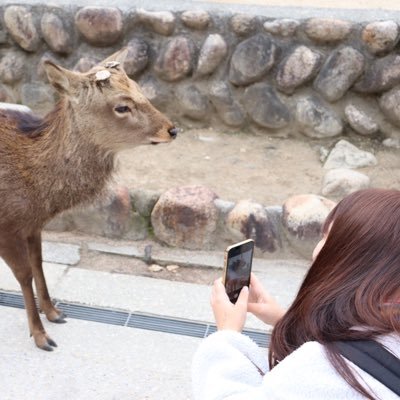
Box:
(33, 100), (116, 217)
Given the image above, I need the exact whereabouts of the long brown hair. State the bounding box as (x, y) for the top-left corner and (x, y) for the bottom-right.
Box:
(269, 189), (400, 399)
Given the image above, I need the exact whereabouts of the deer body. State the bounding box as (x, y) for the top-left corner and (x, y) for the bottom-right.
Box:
(0, 50), (177, 350)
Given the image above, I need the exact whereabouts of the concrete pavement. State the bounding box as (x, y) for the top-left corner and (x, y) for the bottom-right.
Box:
(0, 240), (308, 399)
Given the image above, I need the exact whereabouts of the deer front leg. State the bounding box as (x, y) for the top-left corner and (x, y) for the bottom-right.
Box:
(2, 239), (57, 351)
(27, 231), (66, 324)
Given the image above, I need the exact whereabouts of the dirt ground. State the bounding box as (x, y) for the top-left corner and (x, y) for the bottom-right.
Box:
(42, 129), (398, 284)
(115, 128), (400, 206)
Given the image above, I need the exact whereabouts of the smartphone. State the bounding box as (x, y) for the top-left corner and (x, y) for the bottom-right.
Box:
(222, 239), (254, 304)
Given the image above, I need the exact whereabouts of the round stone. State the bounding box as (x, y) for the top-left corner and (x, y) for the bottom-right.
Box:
(354, 54), (400, 94)
(75, 7), (123, 46)
(229, 34), (276, 86)
(176, 85), (208, 120)
(243, 83), (290, 129)
(276, 45), (322, 94)
(4, 6), (40, 52)
(344, 104), (379, 136)
(226, 200), (279, 252)
(136, 9), (175, 36)
(151, 186), (219, 250)
(313, 46), (364, 102)
(41, 12), (72, 54)
(282, 194), (336, 258)
(0, 51), (26, 84)
(303, 18), (352, 43)
(230, 13), (257, 36)
(379, 86), (400, 127)
(295, 96), (343, 138)
(263, 19), (299, 37)
(154, 36), (195, 82)
(196, 34), (227, 76)
(181, 10), (210, 30)
(362, 20), (399, 55)
(323, 140), (378, 170)
(124, 38), (149, 77)
(322, 168), (370, 199)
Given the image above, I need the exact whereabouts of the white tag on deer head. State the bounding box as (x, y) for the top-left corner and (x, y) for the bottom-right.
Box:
(105, 61), (120, 69)
(95, 70), (111, 82)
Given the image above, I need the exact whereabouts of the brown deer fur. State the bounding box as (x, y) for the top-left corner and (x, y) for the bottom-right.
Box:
(0, 49), (177, 351)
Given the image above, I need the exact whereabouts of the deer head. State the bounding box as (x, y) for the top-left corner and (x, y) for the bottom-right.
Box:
(43, 49), (177, 152)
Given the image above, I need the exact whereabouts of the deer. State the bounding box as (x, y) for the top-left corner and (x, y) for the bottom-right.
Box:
(0, 49), (177, 351)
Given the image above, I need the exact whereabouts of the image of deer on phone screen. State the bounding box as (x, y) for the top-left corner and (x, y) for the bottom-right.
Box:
(223, 239), (254, 304)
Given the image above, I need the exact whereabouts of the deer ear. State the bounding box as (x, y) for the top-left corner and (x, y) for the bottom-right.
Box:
(43, 61), (79, 94)
(99, 48), (129, 68)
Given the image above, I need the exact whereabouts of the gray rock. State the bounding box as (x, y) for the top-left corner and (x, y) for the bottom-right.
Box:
(130, 188), (161, 217)
(154, 36), (196, 82)
(383, 138), (400, 149)
(230, 13), (257, 36)
(314, 46), (364, 102)
(243, 83), (290, 129)
(296, 96), (343, 138)
(4, 6), (40, 52)
(229, 34), (276, 86)
(276, 45), (322, 94)
(75, 7), (123, 46)
(124, 38), (149, 77)
(0, 84), (16, 103)
(354, 54), (400, 94)
(180, 10), (210, 30)
(209, 81), (246, 127)
(322, 168), (370, 198)
(41, 12), (72, 54)
(379, 86), (400, 127)
(344, 104), (379, 135)
(303, 18), (352, 43)
(21, 83), (54, 113)
(196, 34), (227, 76)
(226, 200), (280, 252)
(324, 140), (378, 169)
(74, 57), (98, 73)
(72, 186), (148, 240)
(0, 51), (26, 84)
(263, 19), (300, 37)
(151, 185), (219, 250)
(282, 194), (336, 258)
(136, 9), (175, 36)
(362, 20), (399, 55)
(139, 75), (170, 108)
(176, 85), (208, 120)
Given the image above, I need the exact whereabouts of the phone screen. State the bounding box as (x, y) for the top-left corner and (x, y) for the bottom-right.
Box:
(223, 239), (254, 303)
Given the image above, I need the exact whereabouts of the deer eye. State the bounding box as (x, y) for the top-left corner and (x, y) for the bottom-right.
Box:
(114, 105), (131, 114)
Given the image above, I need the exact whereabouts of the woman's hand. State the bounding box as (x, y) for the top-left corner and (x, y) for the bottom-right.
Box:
(247, 273), (285, 326)
(211, 278), (249, 332)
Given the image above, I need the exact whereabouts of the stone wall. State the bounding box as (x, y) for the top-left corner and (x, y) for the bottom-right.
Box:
(0, 4), (400, 141)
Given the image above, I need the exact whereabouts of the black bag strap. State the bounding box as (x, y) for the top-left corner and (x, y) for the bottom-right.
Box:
(335, 340), (400, 396)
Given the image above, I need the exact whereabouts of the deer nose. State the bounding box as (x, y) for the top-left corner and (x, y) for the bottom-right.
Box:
(168, 127), (178, 139)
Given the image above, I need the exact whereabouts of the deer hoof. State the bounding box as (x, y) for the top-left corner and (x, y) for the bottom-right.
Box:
(51, 311), (67, 324)
(35, 334), (57, 351)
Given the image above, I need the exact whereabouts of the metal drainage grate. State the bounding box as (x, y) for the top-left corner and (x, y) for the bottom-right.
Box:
(0, 290), (270, 347)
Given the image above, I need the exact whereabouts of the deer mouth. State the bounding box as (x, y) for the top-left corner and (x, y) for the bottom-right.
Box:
(149, 137), (172, 145)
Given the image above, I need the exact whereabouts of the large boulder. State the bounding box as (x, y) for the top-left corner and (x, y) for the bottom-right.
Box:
(226, 200), (280, 253)
(323, 140), (378, 170)
(282, 194), (336, 258)
(151, 186), (219, 250)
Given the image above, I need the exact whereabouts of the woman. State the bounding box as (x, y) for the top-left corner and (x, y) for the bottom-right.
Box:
(192, 189), (400, 399)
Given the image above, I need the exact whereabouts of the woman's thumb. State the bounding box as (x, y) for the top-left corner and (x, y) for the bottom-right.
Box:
(236, 286), (249, 307)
